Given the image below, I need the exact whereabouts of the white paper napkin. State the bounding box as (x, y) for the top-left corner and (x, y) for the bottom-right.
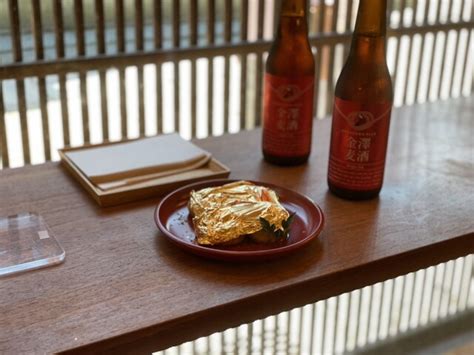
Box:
(65, 134), (211, 189)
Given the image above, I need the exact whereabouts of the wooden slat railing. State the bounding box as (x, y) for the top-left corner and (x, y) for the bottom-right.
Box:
(160, 255), (473, 355)
(0, 1), (471, 165)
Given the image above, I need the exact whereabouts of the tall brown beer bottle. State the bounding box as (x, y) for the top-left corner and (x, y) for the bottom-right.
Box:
(328, 0), (393, 199)
(262, 0), (315, 166)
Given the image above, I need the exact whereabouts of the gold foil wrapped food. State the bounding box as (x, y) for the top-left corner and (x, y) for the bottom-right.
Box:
(188, 180), (289, 245)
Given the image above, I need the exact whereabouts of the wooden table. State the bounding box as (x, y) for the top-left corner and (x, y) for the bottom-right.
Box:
(1, 97), (473, 354)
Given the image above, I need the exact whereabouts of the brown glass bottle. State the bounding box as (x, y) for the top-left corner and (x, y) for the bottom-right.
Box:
(327, 0), (393, 199)
(262, 0), (315, 166)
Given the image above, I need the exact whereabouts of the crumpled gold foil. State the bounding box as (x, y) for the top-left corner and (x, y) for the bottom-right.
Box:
(188, 180), (289, 245)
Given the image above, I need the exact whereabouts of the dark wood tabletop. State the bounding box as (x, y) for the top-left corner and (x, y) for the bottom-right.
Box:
(1, 97), (473, 354)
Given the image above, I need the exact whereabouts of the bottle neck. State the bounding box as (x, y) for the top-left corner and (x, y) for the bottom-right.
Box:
(276, 0), (308, 38)
(353, 0), (387, 36)
(280, 0), (306, 17)
(349, 0), (387, 63)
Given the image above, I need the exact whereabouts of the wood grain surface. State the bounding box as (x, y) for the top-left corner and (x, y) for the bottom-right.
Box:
(0, 97), (473, 354)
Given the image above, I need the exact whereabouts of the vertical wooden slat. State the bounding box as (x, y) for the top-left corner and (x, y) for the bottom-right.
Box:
(396, 276), (406, 332)
(327, 299), (334, 352)
(427, 265), (441, 321)
(116, 0), (125, 53)
(235, 326), (240, 353)
(464, 254), (474, 308)
(95, 0), (106, 56)
(437, 260), (452, 317)
(308, 303), (317, 355)
(320, 300), (327, 354)
(240, 0), (249, 131)
(309, 0), (318, 33)
(423, 267), (435, 323)
(445, 0), (454, 24)
(190, 0), (198, 137)
(260, 319), (265, 353)
(387, 278), (397, 335)
(0, 81), (8, 168)
(173, 0), (181, 134)
(365, 286), (373, 344)
(312, 45), (321, 118)
(247, 323), (253, 353)
(402, 0), (418, 104)
(376, 282), (386, 338)
(254, 0), (265, 127)
(353, 290), (362, 348)
(135, 0), (145, 136)
(331, 1), (339, 33)
(206, 330), (211, 353)
(318, 0), (326, 33)
(153, 0), (163, 134)
(273, 315), (279, 354)
(313, 1), (325, 117)
(116, 0), (128, 138)
(297, 307), (304, 353)
(436, 0), (453, 99)
(74, 0), (90, 143)
(273, 0), (280, 35)
(446, 260), (458, 314)
(220, 330), (226, 354)
(436, 263), (449, 320)
(433, 3), (444, 53)
(409, 270), (423, 327)
(316, 44), (325, 119)
(326, 1), (339, 114)
(426, 0), (443, 100)
(207, 0), (215, 136)
(462, 256), (473, 310)
(285, 311), (291, 354)
(458, 1), (474, 95)
(190, 0), (198, 45)
(343, 0), (354, 60)
(223, 0), (232, 133)
(52, 0), (65, 59)
(135, 0), (144, 51)
(332, 297), (340, 353)
(343, 292), (352, 352)
(460, 29), (472, 94)
(391, 0), (406, 98)
(346, 0), (354, 29)
(237, 326), (242, 352)
(414, 0), (431, 102)
(319, 2), (328, 116)
(448, 29), (462, 97)
(95, 0), (109, 141)
(74, 0), (86, 55)
(416, 269), (428, 325)
(8, 0), (30, 164)
(52, 0), (70, 147)
(31, 0), (51, 161)
(405, 273), (416, 329)
(456, 257), (468, 310)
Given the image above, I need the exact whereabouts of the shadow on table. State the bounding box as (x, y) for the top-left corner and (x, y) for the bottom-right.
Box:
(153, 229), (324, 287)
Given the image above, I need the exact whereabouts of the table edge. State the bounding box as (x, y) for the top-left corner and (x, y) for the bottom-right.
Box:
(60, 231), (474, 354)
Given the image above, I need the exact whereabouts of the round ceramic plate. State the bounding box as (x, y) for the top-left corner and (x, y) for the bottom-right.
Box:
(154, 179), (324, 262)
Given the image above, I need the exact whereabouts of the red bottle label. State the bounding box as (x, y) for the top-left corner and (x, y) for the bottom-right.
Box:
(262, 74), (314, 157)
(328, 98), (392, 191)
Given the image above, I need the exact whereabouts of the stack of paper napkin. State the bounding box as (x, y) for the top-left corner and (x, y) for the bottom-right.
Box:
(65, 134), (211, 191)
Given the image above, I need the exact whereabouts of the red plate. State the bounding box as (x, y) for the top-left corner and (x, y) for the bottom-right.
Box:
(154, 179), (324, 262)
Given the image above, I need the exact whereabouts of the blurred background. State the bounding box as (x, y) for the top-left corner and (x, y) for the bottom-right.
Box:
(0, 0), (472, 167)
